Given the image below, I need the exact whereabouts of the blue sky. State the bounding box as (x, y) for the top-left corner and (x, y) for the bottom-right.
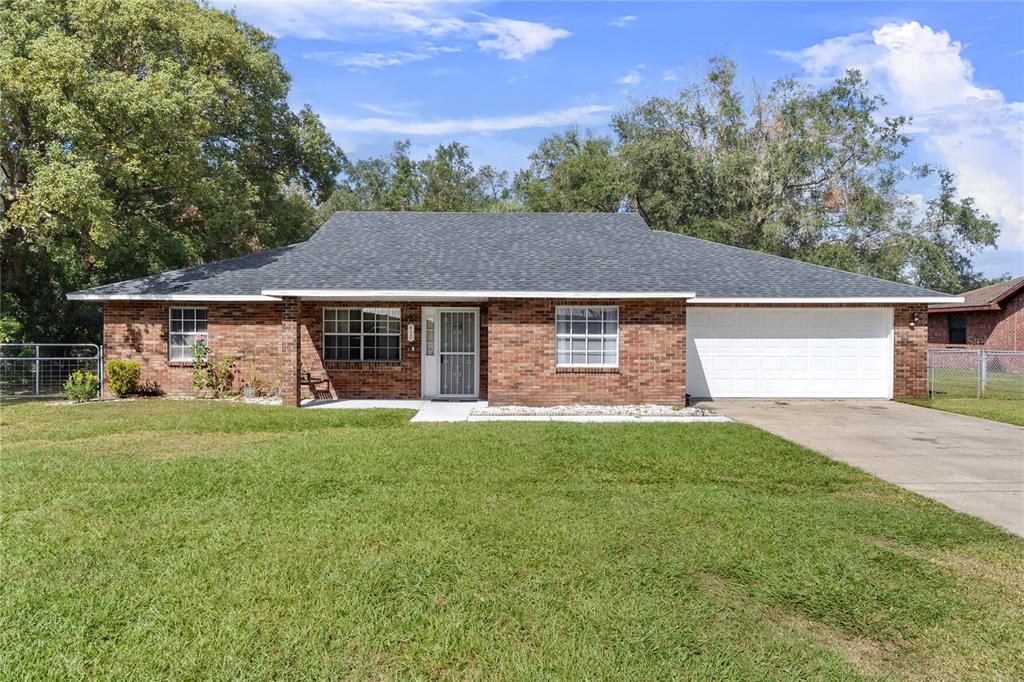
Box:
(218, 1), (1023, 278)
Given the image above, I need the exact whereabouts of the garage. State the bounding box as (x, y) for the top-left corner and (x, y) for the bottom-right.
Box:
(686, 307), (894, 399)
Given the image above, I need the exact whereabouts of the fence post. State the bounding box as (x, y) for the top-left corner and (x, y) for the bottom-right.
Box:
(98, 345), (104, 400)
(927, 350), (933, 397)
(34, 344), (40, 397)
(979, 350), (987, 398)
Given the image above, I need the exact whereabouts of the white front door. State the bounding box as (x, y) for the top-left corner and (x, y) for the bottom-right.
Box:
(686, 307), (894, 399)
(421, 307), (479, 399)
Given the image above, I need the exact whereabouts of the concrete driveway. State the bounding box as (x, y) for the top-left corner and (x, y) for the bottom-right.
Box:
(695, 400), (1024, 536)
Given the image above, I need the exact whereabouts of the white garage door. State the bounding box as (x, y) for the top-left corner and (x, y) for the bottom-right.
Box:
(687, 307), (893, 399)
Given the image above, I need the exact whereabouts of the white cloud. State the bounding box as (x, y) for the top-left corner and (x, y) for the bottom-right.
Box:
(305, 50), (433, 69)
(662, 69), (678, 82)
(321, 104), (614, 135)
(779, 21), (1024, 252)
(617, 64), (646, 86)
(305, 44), (461, 70)
(357, 102), (416, 117)
(617, 70), (642, 85)
(217, 1), (569, 60)
(609, 15), (638, 28)
(475, 17), (570, 60)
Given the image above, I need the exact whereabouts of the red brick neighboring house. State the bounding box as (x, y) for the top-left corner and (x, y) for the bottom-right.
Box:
(928, 277), (1024, 350)
(69, 212), (962, 405)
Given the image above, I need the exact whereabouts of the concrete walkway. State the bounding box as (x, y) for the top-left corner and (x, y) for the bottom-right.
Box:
(696, 400), (1024, 536)
(305, 399), (730, 423)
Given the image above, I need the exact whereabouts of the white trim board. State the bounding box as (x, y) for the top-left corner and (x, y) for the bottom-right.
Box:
(66, 293), (281, 302)
(687, 296), (963, 304)
(260, 289), (696, 300)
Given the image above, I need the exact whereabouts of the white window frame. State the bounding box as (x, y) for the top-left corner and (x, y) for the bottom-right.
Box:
(555, 305), (619, 368)
(323, 307), (402, 363)
(168, 307), (208, 363)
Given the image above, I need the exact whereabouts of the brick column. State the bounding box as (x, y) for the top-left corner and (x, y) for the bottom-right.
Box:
(280, 297), (302, 407)
(894, 304), (928, 398)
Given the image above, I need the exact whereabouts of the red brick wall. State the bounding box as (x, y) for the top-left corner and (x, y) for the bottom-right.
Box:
(487, 299), (687, 406)
(893, 304), (928, 398)
(296, 301), (489, 401)
(280, 298), (301, 407)
(928, 292), (1023, 351)
(103, 299), (930, 403)
(103, 301), (282, 396)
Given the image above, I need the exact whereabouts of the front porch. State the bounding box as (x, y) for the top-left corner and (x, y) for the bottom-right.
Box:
(281, 299), (487, 407)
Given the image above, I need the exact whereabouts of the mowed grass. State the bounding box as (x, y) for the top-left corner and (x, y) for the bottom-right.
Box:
(2, 401), (1022, 680)
(901, 397), (1024, 426)
(930, 367), (1024, 401)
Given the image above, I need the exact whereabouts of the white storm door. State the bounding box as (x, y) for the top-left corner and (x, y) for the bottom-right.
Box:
(437, 309), (479, 399)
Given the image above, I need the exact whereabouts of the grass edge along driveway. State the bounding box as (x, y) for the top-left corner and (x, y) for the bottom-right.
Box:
(2, 400), (1022, 680)
(900, 396), (1024, 426)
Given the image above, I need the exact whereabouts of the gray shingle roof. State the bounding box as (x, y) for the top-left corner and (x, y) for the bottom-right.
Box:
(69, 211), (960, 300)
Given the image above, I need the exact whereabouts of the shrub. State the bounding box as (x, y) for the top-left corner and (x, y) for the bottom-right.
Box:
(106, 359), (141, 397)
(136, 380), (164, 397)
(192, 341), (236, 398)
(63, 371), (100, 402)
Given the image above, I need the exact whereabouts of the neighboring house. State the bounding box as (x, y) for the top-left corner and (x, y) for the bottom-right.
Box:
(928, 277), (1024, 350)
(68, 212), (961, 406)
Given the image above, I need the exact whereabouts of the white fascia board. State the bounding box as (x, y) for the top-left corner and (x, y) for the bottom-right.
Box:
(66, 293), (281, 302)
(687, 296), (965, 304)
(260, 289), (697, 300)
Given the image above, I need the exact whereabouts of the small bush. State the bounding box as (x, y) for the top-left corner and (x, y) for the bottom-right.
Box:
(106, 359), (141, 397)
(192, 341), (236, 398)
(136, 380), (164, 397)
(63, 371), (100, 402)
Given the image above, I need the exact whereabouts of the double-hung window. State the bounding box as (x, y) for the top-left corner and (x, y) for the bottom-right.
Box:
(323, 308), (401, 362)
(949, 314), (967, 344)
(169, 307), (208, 362)
(556, 306), (619, 367)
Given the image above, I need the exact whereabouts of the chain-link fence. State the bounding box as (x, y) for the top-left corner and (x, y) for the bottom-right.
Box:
(929, 349), (1024, 399)
(0, 344), (102, 399)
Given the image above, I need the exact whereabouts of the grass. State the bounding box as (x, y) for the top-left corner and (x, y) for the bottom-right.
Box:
(914, 365), (1024, 425)
(2, 400), (1022, 680)
(929, 367), (1024, 401)
(901, 397), (1024, 426)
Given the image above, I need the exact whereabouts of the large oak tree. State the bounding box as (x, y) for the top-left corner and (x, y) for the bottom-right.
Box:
(1, 0), (344, 341)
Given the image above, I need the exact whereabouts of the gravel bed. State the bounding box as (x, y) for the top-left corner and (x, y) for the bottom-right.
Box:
(473, 403), (715, 417)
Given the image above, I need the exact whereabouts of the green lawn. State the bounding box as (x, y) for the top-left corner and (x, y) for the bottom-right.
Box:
(2, 401), (1022, 680)
(901, 397), (1024, 426)
(930, 366), (1024, 400)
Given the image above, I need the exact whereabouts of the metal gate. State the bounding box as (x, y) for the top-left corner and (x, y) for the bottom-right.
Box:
(439, 310), (477, 398)
(0, 344), (102, 399)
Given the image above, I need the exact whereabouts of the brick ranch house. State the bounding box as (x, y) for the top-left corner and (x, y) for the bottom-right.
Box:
(928, 276), (1024, 350)
(68, 212), (962, 406)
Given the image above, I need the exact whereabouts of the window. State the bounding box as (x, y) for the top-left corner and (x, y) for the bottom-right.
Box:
(169, 307), (208, 362)
(556, 306), (618, 367)
(949, 314), (967, 344)
(424, 316), (435, 356)
(323, 308), (401, 362)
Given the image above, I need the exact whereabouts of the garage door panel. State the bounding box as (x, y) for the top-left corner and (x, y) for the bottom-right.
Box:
(687, 307), (893, 399)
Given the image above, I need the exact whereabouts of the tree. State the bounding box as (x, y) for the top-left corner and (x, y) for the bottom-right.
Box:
(513, 128), (627, 212)
(1, 0), (345, 342)
(317, 141), (511, 219)
(612, 58), (998, 292)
